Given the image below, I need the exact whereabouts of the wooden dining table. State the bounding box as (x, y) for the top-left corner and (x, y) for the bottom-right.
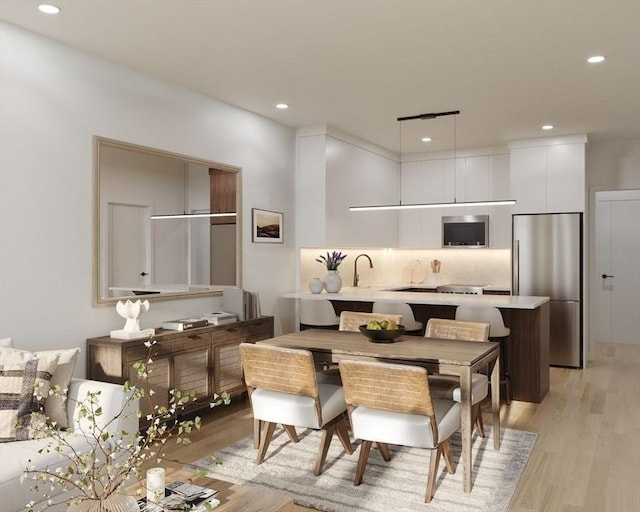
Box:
(259, 329), (501, 493)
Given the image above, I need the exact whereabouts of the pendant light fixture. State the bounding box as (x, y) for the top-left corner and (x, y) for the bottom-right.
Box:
(150, 212), (237, 220)
(150, 164), (237, 220)
(349, 110), (516, 212)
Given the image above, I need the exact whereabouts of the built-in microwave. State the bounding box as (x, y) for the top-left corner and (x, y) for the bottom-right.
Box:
(442, 215), (489, 248)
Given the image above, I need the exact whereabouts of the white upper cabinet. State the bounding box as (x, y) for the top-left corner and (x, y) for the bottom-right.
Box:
(399, 151), (512, 248)
(510, 137), (586, 214)
(488, 153), (512, 248)
(546, 143), (585, 212)
(326, 138), (399, 247)
(510, 146), (547, 213)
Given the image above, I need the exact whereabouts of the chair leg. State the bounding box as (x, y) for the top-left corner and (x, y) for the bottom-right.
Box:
(377, 442), (391, 461)
(425, 446), (442, 503)
(354, 440), (373, 486)
(253, 419), (261, 449)
(256, 421), (277, 464)
(314, 422), (337, 476)
(283, 424), (299, 443)
(441, 439), (455, 474)
(472, 403), (485, 438)
(334, 416), (353, 455)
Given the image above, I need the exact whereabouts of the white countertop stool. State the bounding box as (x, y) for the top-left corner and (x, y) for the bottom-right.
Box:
(372, 302), (423, 333)
(455, 306), (511, 404)
(300, 299), (339, 330)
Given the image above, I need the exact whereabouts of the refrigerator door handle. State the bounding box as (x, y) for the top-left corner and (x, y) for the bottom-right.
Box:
(513, 240), (520, 295)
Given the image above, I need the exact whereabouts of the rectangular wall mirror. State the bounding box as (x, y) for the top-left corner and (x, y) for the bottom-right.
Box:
(93, 137), (242, 304)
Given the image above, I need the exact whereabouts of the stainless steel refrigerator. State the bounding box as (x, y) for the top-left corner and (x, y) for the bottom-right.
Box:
(512, 213), (583, 368)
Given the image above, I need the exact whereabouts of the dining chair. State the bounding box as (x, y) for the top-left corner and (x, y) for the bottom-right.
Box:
(338, 359), (460, 503)
(455, 306), (511, 403)
(238, 343), (353, 475)
(424, 318), (491, 437)
(372, 302), (423, 333)
(338, 311), (403, 332)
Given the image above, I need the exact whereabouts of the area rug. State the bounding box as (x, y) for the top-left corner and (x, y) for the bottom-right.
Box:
(194, 426), (537, 512)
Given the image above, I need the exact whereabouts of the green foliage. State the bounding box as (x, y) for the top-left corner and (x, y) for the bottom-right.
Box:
(23, 336), (231, 512)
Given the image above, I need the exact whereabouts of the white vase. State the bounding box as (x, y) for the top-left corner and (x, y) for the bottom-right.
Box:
(308, 278), (324, 294)
(323, 270), (342, 293)
(69, 493), (140, 512)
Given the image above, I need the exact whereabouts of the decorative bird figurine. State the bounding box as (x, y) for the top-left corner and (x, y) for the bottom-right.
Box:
(116, 299), (150, 332)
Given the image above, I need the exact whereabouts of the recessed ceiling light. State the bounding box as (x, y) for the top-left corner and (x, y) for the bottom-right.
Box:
(275, 103), (289, 110)
(587, 55), (606, 64)
(421, 137), (432, 143)
(38, 4), (61, 14)
(542, 124), (554, 131)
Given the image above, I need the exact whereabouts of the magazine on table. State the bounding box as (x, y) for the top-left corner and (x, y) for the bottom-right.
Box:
(137, 481), (218, 511)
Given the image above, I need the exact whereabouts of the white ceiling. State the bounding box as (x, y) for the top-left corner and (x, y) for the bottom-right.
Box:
(1, 0), (639, 154)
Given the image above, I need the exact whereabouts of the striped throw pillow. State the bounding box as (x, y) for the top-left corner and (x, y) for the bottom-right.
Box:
(0, 348), (59, 442)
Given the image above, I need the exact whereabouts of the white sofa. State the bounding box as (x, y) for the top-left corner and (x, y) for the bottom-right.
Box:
(0, 378), (139, 512)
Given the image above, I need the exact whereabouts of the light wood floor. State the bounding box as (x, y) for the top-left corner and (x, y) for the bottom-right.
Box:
(157, 342), (640, 511)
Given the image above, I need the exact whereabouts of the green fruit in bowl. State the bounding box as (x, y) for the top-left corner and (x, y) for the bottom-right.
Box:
(367, 320), (382, 330)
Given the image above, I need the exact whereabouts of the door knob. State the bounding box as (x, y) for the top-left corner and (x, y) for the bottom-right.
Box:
(601, 274), (615, 279)
(140, 272), (148, 276)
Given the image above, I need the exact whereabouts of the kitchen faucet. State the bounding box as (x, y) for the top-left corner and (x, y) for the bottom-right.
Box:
(353, 253), (374, 287)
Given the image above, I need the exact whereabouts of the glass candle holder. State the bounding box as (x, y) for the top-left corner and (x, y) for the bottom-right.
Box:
(146, 467), (165, 503)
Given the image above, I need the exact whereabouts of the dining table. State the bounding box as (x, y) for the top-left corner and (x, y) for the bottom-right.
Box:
(258, 329), (501, 493)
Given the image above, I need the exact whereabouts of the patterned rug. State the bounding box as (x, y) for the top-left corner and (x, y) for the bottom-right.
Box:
(194, 426), (537, 512)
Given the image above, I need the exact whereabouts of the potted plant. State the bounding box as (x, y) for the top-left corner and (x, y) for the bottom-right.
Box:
(22, 338), (230, 512)
(316, 251), (347, 293)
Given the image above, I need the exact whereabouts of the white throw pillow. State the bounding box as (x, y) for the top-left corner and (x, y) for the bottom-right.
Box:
(0, 347), (59, 442)
(0, 338), (13, 348)
(34, 348), (81, 429)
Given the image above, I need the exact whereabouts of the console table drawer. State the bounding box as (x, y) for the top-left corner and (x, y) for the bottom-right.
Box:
(127, 339), (171, 361)
(172, 332), (211, 353)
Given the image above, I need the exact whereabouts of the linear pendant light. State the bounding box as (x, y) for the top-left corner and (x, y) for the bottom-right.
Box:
(150, 212), (237, 220)
(350, 199), (516, 212)
(349, 109), (516, 212)
(150, 164), (237, 220)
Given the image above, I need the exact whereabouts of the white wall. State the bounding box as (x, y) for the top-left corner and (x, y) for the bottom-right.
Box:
(0, 23), (296, 372)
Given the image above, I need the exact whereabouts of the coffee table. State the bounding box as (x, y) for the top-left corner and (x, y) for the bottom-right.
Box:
(135, 468), (294, 512)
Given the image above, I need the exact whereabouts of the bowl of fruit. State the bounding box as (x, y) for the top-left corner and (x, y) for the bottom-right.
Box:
(359, 319), (406, 343)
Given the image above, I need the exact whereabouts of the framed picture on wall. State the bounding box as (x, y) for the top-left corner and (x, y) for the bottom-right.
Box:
(252, 208), (283, 243)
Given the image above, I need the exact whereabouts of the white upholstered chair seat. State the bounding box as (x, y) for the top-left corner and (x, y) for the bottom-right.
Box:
(251, 383), (347, 429)
(350, 398), (460, 449)
(339, 359), (460, 503)
(428, 374), (489, 405)
(239, 343), (353, 476)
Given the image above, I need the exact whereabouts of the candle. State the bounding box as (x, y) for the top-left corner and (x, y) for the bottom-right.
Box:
(146, 467), (165, 503)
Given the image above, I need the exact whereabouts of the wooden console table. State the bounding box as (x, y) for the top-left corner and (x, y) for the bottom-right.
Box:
(86, 317), (274, 424)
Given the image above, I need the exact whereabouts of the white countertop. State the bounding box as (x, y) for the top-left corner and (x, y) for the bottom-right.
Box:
(283, 286), (549, 310)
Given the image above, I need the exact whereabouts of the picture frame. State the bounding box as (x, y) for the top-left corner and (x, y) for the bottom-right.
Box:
(252, 208), (283, 243)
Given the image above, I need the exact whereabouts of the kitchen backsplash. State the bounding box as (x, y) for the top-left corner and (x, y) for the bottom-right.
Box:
(300, 248), (511, 291)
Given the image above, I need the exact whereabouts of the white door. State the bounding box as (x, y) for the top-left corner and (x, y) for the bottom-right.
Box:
(108, 203), (151, 292)
(595, 190), (640, 343)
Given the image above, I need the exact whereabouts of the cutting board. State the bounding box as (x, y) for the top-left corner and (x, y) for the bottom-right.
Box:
(410, 260), (428, 284)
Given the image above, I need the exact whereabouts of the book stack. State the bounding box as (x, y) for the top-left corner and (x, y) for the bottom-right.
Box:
(137, 481), (219, 512)
(200, 311), (237, 325)
(223, 288), (261, 321)
(161, 318), (209, 331)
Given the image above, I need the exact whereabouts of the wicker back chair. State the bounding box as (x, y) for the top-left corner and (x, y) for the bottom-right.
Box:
(424, 318), (491, 437)
(338, 311), (403, 332)
(425, 318), (490, 341)
(338, 359), (460, 503)
(239, 343), (353, 475)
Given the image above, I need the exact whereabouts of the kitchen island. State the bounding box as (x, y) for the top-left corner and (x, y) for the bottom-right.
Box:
(284, 287), (549, 403)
